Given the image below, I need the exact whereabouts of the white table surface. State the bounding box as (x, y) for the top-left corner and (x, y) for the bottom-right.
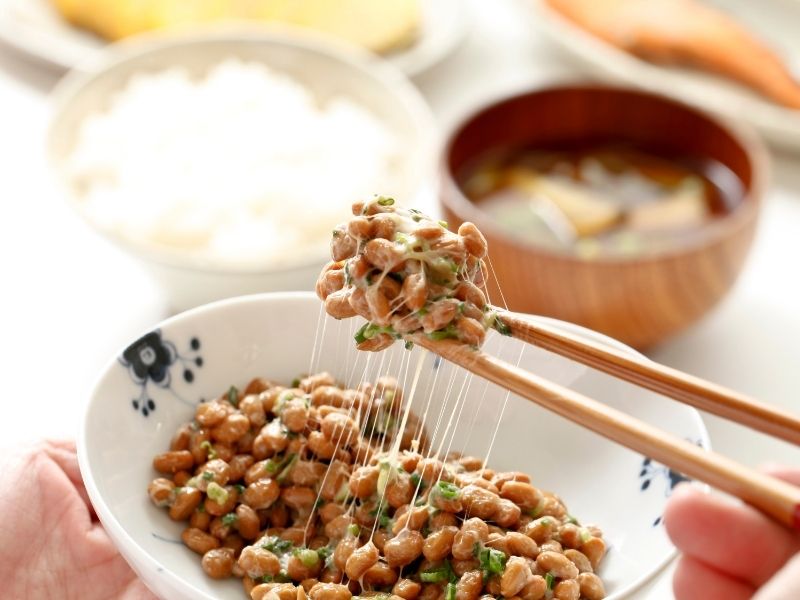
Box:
(1, 0), (799, 597)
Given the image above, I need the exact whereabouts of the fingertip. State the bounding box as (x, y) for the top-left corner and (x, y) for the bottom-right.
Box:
(757, 464), (800, 487)
(673, 556), (753, 600)
(758, 461), (784, 472)
(44, 439), (77, 453)
(663, 486), (800, 587)
(663, 483), (709, 540)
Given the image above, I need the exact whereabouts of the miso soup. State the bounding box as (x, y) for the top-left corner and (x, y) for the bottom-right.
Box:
(458, 143), (744, 259)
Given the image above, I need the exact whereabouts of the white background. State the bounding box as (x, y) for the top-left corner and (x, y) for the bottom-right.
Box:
(1, 0), (799, 597)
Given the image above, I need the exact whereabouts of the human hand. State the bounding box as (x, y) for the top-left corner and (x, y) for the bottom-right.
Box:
(665, 466), (800, 600)
(0, 440), (157, 599)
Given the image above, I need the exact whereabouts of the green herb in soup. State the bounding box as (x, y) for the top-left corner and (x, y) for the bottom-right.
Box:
(459, 144), (743, 259)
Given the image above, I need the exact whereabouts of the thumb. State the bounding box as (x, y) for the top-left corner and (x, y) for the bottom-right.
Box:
(760, 465), (800, 488)
(754, 552), (800, 600)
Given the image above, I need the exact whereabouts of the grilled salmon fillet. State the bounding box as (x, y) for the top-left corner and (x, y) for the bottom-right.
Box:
(546, 0), (800, 109)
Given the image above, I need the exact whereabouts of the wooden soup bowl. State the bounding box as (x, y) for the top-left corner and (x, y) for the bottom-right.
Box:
(441, 85), (767, 349)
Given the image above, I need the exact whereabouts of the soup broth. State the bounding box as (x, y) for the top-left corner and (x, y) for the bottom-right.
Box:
(458, 143), (743, 258)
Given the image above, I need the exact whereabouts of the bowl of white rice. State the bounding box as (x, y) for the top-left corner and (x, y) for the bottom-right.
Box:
(48, 28), (436, 311)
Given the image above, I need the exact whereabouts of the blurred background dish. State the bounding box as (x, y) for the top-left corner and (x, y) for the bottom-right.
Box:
(441, 85), (767, 349)
(0, 0), (468, 77)
(533, 0), (800, 150)
(48, 29), (436, 311)
(50, 0), (421, 52)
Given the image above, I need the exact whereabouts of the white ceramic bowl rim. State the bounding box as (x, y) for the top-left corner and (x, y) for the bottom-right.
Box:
(78, 291), (711, 599)
(48, 27), (438, 275)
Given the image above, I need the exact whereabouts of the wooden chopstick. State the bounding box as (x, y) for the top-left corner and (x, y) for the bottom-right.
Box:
(497, 310), (800, 446)
(412, 334), (800, 530)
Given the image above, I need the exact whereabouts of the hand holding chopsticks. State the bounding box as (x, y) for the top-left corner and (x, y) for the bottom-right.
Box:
(318, 198), (800, 530)
(412, 317), (800, 531)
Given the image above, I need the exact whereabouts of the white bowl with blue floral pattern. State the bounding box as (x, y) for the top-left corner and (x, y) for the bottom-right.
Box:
(78, 291), (709, 600)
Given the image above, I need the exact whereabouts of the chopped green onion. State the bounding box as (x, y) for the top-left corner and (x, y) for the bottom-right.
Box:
(545, 572), (555, 590)
(410, 472), (425, 490)
(318, 545), (335, 568)
(404, 340), (414, 351)
(276, 570), (291, 583)
(478, 547), (507, 578)
(377, 462), (395, 495)
(275, 390), (295, 413)
(435, 481), (461, 501)
(334, 481), (351, 503)
(227, 386), (239, 407)
(420, 565), (449, 583)
(264, 452), (298, 480)
(291, 377), (301, 388)
(221, 513), (238, 526)
(438, 220), (449, 229)
(354, 322), (399, 345)
(493, 315), (512, 337)
(344, 263), (353, 286)
(200, 440), (218, 460)
(428, 325), (459, 341)
(276, 454), (298, 481)
(580, 529), (592, 544)
(276, 453), (299, 483)
(173, 486), (183, 496)
(261, 536), (294, 554)
(377, 197), (395, 206)
(526, 503), (542, 518)
(354, 323), (370, 344)
(294, 547), (320, 568)
(445, 582), (457, 600)
(332, 229), (342, 238)
(202, 471), (214, 481)
(347, 523), (361, 537)
(376, 414), (395, 434)
(260, 575), (274, 584)
(234, 484), (245, 495)
(566, 514), (579, 525)
(206, 482), (228, 505)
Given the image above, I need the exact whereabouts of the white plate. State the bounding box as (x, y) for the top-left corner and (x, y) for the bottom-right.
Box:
(533, 0), (800, 150)
(78, 292), (709, 600)
(0, 0), (467, 77)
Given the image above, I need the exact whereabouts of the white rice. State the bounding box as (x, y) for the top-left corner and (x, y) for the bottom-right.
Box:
(64, 59), (401, 267)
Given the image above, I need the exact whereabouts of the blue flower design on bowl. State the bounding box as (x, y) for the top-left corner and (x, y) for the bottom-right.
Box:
(640, 439), (702, 526)
(119, 330), (203, 417)
(121, 331), (177, 386)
